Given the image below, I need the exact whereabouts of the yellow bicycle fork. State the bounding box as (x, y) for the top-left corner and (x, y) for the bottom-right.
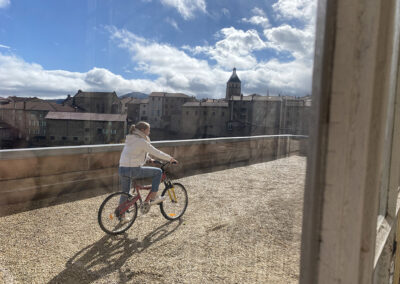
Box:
(167, 187), (178, 203)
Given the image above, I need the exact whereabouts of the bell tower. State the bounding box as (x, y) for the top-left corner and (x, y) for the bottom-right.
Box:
(226, 68), (241, 100)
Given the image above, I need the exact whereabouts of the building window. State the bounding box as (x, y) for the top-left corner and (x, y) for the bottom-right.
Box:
(203, 111), (207, 115)
(142, 111), (146, 115)
(85, 128), (90, 132)
(212, 112), (215, 116)
(222, 112), (225, 116)
(195, 111), (198, 115)
(73, 137), (78, 141)
(50, 136), (55, 140)
(186, 111), (189, 115)
(97, 128), (102, 134)
(62, 136), (67, 140)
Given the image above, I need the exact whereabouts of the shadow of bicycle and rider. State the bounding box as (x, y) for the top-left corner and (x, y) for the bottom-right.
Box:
(48, 219), (183, 284)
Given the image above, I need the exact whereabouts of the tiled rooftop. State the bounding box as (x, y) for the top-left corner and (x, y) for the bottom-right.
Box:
(45, 112), (127, 121)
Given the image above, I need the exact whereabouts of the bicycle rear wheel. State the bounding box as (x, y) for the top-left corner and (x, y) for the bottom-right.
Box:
(98, 192), (138, 235)
(160, 183), (188, 220)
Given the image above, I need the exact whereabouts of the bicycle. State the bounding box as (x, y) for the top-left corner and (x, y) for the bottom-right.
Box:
(98, 161), (188, 235)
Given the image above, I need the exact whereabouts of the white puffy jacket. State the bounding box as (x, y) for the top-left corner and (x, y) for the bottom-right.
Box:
(119, 134), (172, 167)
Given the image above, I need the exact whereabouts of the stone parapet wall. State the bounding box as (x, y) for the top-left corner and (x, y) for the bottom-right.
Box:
(0, 135), (307, 216)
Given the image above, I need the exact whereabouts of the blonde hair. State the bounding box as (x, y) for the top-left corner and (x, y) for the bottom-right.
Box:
(129, 121), (150, 134)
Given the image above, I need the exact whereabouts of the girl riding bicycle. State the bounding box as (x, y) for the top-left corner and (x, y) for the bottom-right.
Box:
(119, 121), (178, 207)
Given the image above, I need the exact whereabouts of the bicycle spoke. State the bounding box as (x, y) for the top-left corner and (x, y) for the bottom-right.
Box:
(160, 183), (188, 220)
(98, 192), (138, 235)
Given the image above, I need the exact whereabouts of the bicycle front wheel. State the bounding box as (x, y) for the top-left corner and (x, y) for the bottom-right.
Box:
(98, 192), (138, 235)
(160, 183), (188, 220)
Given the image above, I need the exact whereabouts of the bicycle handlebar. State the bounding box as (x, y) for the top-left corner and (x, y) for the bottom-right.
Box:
(151, 160), (177, 169)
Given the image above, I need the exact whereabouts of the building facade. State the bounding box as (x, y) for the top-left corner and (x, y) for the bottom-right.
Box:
(63, 90), (122, 114)
(45, 112), (126, 146)
(0, 97), (75, 148)
(181, 101), (229, 138)
(147, 92), (195, 140)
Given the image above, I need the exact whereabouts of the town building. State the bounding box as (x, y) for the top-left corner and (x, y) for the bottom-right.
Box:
(147, 92), (195, 140)
(0, 97), (75, 148)
(63, 90), (122, 114)
(45, 112), (126, 146)
(126, 98), (149, 126)
(120, 97), (135, 114)
(179, 68), (311, 139)
(0, 121), (18, 149)
(228, 94), (310, 136)
(181, 101), (229, 138)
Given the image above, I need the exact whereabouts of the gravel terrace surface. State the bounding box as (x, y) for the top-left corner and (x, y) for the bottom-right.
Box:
(0, 156), (306, 284)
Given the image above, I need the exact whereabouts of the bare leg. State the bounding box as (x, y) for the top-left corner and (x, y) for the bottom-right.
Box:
(146, 191), (157, 202)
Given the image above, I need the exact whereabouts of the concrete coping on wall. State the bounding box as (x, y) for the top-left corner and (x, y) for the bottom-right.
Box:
(0, 134), (308, 160)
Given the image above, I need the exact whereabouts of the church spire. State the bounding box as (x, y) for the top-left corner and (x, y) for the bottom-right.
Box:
(226, 68), (241, 100)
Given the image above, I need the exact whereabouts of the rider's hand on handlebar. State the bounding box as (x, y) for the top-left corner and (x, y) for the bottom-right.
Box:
(149, 159), (162, 165)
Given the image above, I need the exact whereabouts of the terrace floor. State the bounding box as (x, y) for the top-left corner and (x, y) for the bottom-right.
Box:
(0, 155), (306, 284)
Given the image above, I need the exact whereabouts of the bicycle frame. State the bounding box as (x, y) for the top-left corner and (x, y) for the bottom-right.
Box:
(98, 161), (187, 235)
(118, 171), (174, 216)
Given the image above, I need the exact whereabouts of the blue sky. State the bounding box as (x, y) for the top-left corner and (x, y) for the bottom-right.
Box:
(0, 0), (316, 99)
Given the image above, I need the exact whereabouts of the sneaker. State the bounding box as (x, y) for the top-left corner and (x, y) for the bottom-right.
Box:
(149, 196), (166, 205)
(118, 215), (131, 225)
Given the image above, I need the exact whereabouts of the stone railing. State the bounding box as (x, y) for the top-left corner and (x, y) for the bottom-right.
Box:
(0, 135), (307, 216)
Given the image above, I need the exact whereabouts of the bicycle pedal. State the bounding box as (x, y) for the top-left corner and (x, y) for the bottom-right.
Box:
(140, 202), (150, 214)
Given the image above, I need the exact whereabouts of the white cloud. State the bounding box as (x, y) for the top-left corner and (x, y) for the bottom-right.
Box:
(109, 26), (311, 97)
(242, 59), (313, 95)
(242, 15), (270, 29)
(251, 7), (266, 17)
(0, 53), (163, 98)
(272, 0), (316, 21)
(264, 24), (314, 60)
(165, 17), (180, 31)
(241, 7), (270, 29)
(0, 0), (10, 9)
(0, 44), (10, 49)
(186, 27), (266, 69)
(160, 0), (206, 20)
(109, 28), (225, 96)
